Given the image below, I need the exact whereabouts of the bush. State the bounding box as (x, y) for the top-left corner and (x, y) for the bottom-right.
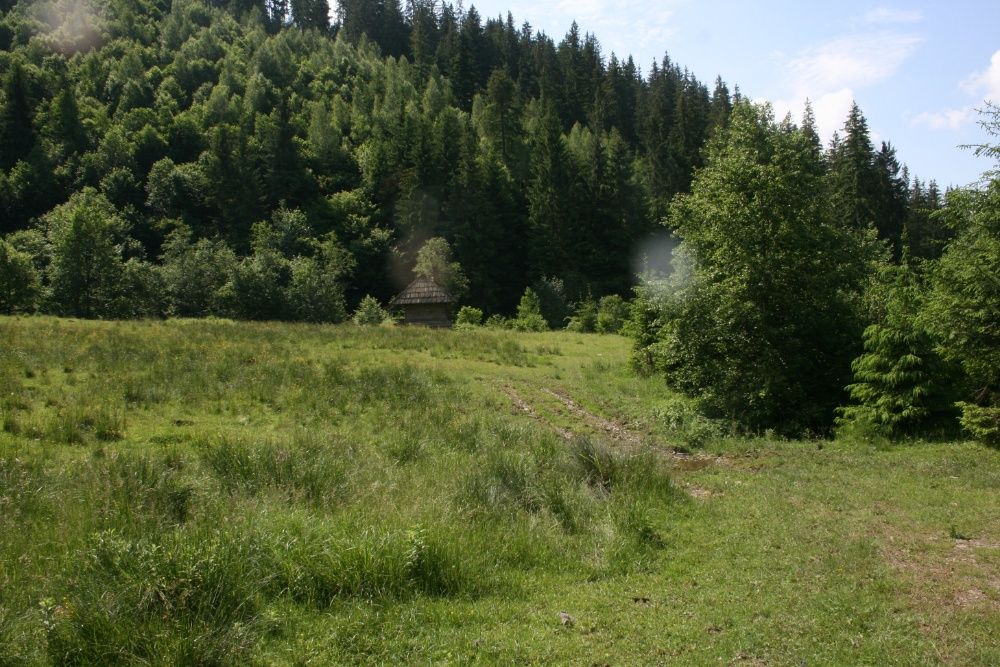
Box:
(111, 259), (166, 319)
(352, 295), (391, 326)
(638, 104), (873, 434)
(921, 181), (1000, 447)
(957, 403), (1000, 447)
(160, 231), (237, 318)
(454, 306), (483, 328)
(531, 276), (569, 328)
(0, 237), (40, 314)
(484, 314), (508, 329)
(510, 288), (548, 332)
(225, 249), (290, 321)
(566, 298), (598, 333)
(285, 255), (348, 323)
(596, 295), (629, 334)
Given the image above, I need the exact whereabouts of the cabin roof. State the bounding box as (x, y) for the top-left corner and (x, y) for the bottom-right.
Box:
(390, 276), (456, 307)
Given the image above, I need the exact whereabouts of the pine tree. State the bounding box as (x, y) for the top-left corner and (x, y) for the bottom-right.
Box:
(525, 97), (571, 279)
(840, 265), (958, 436)
(0, 62), (36, 170)
(828, 102), (879, 234)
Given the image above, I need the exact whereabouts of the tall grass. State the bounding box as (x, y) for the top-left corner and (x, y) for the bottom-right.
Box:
(0, 317), (682, 662)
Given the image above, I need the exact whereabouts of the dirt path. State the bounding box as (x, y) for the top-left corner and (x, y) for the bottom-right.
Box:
(502, 383), (724, 500)
(541, 387), (644, 449)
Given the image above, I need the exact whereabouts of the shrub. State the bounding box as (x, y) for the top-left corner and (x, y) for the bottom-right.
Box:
(43, 188), (129, 318)
(640, 104), (873, 434)
(921, 180), (1000, 447)
(484, 314), (508, 329)
(454, 306), (483, 328)
(352, 295), (391, 326)
(285, 255), (348, 323)
(839, 323), (958, 437)
(596, 294), (629, 334)
(0, 237), (39, 314)
(531, 276), (569, 328)
(222, 249), (291, 321)
(160, 230), (237, 317)
(957, 403), (1000, 447)
(510, 288), (547, 332)
(566, 298), (597, 333)
(839, 265), (960, 438)
(112, 259), (166, 319)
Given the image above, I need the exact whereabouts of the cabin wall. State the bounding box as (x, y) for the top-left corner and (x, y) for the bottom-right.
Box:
(402, 304), (453, 328)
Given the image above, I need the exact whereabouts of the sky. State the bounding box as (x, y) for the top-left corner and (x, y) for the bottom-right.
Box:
(468, 0), (1000, 188)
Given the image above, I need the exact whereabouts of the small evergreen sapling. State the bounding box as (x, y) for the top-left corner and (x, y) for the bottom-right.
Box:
(352, 295), (392, 326)
(511, 288), (547, 332)
(840, 264), (959, 437)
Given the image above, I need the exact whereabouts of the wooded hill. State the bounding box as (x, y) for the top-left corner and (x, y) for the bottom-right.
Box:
(0, 0), (948, 319)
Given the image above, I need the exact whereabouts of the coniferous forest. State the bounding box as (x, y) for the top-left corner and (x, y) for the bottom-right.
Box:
(1, 0), (998, 442)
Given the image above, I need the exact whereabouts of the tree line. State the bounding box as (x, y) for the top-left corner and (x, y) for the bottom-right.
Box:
(1, 0), (946, 317)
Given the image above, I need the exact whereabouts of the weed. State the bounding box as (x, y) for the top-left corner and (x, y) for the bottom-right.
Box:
(200, 434), (349, 506)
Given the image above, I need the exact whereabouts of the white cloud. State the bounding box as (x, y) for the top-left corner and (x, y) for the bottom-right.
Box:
(787, 32), (922, 93)
(765, 25), (921, 142)
(863, 7), (923, 24)
(911, 108), (974, 129)
(961, 49), (1000, 102)
(912, 50), (1000, 131)
(508, 0), (681, 61)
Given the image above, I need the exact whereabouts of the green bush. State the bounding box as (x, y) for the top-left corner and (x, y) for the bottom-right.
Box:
(43, 189), (129, 319)
(637, 104), (873, 434)
(454, 306), (484, 328)
(225, 249), (290, 321)
(921, 181), (1000, 447)
(510, 288), (548, 332)
(285, 255), (348, 323)
(957, 403), (1000, 447)
(566, 298), (597, 332)
(0, 237), (39, 314)
(352, 295), (391, 326)
(839, 323), (958, 437)
(160, 231), (238, 317)
(531, 276), (569, 328)
(596, 294), (629, 334)
(484, 314), (508, 329)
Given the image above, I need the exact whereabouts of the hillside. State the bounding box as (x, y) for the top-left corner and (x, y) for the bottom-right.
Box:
(1, 316), (998, 664)
(1, 0), (947, 320)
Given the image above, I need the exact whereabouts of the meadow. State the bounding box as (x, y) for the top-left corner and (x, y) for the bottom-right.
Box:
(0, 316), (998, 665)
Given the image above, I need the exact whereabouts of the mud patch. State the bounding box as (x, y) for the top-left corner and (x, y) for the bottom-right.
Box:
(542, 388), (644, 449)
(683, 483), (717, 500)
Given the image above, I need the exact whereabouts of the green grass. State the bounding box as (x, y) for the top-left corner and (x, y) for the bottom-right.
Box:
(1, 316), (998, 665)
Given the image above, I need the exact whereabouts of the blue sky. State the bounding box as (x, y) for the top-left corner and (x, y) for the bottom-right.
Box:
(469, 0), (1000, 187)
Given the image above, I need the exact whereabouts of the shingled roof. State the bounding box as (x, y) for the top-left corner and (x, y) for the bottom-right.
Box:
(390, 276), (456, 307)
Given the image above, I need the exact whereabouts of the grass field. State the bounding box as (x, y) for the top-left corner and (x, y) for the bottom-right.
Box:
(1, 316), (998, 665)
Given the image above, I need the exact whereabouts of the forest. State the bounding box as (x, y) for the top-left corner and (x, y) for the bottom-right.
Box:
(0, 0), (997, 443)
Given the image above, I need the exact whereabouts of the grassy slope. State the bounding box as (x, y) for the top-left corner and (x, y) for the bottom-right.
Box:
(0, 316), (997, 665)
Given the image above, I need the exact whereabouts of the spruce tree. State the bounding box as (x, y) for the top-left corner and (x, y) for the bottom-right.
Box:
(0, 62), (36, 170)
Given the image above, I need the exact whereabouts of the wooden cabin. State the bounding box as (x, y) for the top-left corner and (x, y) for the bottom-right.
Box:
(390, 276), (456, 328)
